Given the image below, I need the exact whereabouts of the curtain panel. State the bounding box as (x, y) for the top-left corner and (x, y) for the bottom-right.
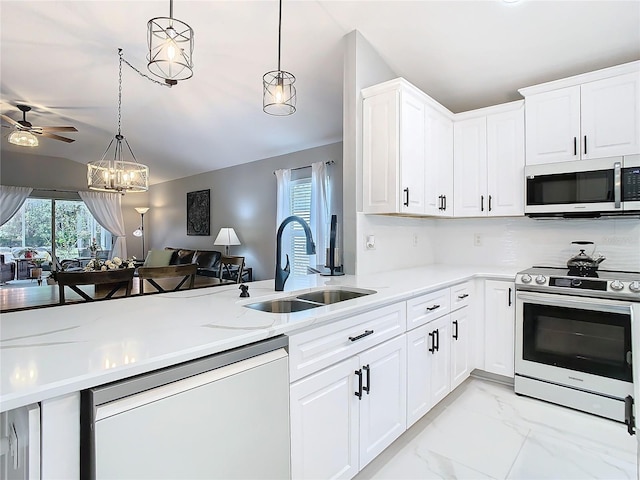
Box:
(311, 162), (330, 267)
(0, 185), (33, 226)
(79, 191), (128, 259)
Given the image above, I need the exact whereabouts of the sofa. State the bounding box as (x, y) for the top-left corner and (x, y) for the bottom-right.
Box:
(0, 254), (16, 283)
(164, 248), (222, 278)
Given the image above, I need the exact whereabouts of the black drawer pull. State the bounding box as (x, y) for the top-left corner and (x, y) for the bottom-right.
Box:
(443, 195), (446, 211)
(625, 395), (635, 436)
(355, 369), (363, 400)
(403, 188), (410, 207)
(584, 135), (587, 155)
(428, 332), (435, 353)
(453, 320), (459, 340)
(426, 304), (440, 312)
(349, 330), (374, 342)
(573, 136), (577, 156)
(457, 293), (469, 299)
(435, 328), (440, 352)
(363, 364), (371, 394)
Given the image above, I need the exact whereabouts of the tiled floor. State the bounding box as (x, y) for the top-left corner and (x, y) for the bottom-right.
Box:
(355, 377), (637, 480)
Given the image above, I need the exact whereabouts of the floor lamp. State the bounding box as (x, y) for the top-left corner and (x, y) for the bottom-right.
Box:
(133, 207), (150, 260)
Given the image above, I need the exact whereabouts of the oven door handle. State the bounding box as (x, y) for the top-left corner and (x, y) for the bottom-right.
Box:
(516, 292), (633, 315)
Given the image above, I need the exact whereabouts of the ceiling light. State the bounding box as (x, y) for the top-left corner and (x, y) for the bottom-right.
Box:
(263, 0), (296, 115)
(147, 0), (194, 86)
(88, 50), (149, 194)
(8, 130), (38, 147)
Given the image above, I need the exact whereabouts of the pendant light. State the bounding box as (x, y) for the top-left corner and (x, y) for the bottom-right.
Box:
(87, 49), (149, 194)
(147, 0), (194, 86)
(263, 0), (296, 115)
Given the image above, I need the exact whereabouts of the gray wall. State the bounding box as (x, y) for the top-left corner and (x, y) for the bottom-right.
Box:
(148, 142), (343, 281)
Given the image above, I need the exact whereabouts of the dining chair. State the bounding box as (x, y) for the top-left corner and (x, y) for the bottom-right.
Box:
(219, 255), (245, 284)
(137, 264), (198, 294)
(57, 268), (135, 304)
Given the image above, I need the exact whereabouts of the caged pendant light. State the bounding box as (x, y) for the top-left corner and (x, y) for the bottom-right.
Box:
(87, 50), (149, 194)
(263, 0), (296, 115)
(147, 0), (194, 86)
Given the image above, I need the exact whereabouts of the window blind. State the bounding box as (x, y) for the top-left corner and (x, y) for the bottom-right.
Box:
(289, 178), (312, 275)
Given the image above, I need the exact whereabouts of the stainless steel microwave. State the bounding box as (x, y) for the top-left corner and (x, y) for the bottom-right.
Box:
(525, 155), (640, 217)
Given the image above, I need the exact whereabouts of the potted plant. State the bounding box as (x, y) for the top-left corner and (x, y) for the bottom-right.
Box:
(30, 257), (45, 284)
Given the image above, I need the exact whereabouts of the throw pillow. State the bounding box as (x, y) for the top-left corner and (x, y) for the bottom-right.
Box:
(143, 249), (174, 267)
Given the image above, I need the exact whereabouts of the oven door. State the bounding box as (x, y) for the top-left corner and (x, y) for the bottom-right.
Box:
(515, 291), (633, 399)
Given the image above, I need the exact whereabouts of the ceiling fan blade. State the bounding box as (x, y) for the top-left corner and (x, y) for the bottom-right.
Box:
(1, 114), (20, 127)
(37, 126), (78, 132)
(38, 131), (76, 143)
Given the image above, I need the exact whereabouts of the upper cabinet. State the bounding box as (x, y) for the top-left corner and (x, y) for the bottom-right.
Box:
(453, 102), (525, 217)
(362, 79), (454, 216)
(519, 62), (640, 165)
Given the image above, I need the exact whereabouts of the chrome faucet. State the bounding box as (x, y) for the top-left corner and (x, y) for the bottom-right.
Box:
(275, 215), (316, 291)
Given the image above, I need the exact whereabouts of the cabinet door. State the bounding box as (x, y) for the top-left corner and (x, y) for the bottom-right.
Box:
(484, 280), (515, 378)
(581, 72), (640, 159)
(400, 89), (427, 214)
(524, 86), (581, 165)
(363, 90), (400, 213)
(424, 105), (454, 216)
(486, 106), (525, 216)
(358, 335), (407, 469)
(450, 307), (471, 390)
(453, 117), (487, 217)
(429, 315), (452, 406)
(290, 357), (360, 480)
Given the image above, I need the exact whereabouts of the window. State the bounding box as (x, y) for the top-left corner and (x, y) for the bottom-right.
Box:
(0, 198), (112, 263)
(289, 177), (312, 275)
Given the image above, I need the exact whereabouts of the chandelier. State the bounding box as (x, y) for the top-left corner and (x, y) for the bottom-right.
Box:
(263, 0), (296, 115)
(87, 49), (149, 193)
(147, 0), (194, 86)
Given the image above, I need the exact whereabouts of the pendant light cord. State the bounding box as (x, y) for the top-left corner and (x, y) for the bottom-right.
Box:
(118, 48), (173, 89)
(277, 0), (282, 71)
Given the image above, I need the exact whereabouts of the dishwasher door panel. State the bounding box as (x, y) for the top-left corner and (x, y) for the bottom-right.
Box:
(93, 350), (290, 480)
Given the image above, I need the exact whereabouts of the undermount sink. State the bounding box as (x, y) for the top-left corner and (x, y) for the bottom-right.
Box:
(295, 288), (376, 305)
(245, 288), (376, 313)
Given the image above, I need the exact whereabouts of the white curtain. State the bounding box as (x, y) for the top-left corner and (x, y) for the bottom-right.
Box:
(311, 162), (330, 267)
(79, 191), (128, 259)
(275, 168), (292, 268)
(0, 186), (33, 226)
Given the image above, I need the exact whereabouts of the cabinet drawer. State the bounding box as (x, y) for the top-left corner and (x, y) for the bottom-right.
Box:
(288, 303), (406, 382)
(450, 281), (473, 311)
(406, 289), (450, 330)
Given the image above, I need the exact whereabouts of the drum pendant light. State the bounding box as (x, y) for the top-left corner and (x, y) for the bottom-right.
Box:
(263, 0), (296, 115)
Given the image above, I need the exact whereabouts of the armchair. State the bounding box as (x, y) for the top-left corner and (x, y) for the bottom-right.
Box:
(0, 254), (15, 283)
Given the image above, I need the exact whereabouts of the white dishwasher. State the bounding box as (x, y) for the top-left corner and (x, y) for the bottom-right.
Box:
(81, 335), (290, 480)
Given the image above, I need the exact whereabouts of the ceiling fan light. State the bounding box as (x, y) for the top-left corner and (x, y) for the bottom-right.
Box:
(8, 130), (38, 147)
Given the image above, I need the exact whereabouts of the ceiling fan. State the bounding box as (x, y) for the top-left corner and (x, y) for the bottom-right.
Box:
(1, 104), (77, 145)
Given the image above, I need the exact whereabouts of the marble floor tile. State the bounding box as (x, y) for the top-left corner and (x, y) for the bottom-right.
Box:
(356, 377), (638, 480)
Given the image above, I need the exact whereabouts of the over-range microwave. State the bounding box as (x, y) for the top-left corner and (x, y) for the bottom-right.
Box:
(525, 155), (640, 217)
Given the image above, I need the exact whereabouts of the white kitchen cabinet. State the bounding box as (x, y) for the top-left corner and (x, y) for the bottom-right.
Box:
(453, 101), (525, 217)
(450, 306), (472, 390)
(362, 78), (454, 216)
(290, 334), (407, 478)
(521, 64), (640, 165)
(484, 280), (515, 378)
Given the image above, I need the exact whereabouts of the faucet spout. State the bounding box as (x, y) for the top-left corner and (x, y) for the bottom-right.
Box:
(275, 215), (316, 291)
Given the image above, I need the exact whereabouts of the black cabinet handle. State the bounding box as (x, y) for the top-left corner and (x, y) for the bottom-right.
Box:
(443, 195), (446, 211)
(355, 369), (363, 400)
(508, 288), (512, 306)
(349, 330), (374, 342)
(625, 395), (635, 436)
(584, 135), (587, 155)
(453, 320), (459, 340)
(488, 195), (492, 212)
(403, 188), (410, 207)
(426, 304), (441, 312)
(435, 329), (440, 351)
(363, 364), (371, 395)
(481, 195), (484, 212)
(428, 332), (435, 353)
(573, 136), (577, 156)
(438, 195), (443, 210)
(457, 293), (469, 299)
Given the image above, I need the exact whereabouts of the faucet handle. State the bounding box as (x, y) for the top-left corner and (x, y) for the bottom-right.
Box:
(284, 254), (291, 274)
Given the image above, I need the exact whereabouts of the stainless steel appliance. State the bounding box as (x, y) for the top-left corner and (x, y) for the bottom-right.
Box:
(515, 267), (640, 430)
(524, 154), (640, 217)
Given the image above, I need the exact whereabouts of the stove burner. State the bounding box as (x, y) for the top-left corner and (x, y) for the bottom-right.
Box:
(567, 266), (599, 278)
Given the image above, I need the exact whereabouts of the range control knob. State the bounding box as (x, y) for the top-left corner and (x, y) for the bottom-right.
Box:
(610, 280), (624, 291)
(628, 281), (640, 293)
(535, 275), (547, 285)
(521, 274), (532, 284)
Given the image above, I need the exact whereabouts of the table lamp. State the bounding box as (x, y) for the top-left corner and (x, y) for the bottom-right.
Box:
(214, 228), (241, 256)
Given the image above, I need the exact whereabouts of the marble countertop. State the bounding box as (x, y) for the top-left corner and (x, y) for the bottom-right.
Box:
(0, 264), (517, 412)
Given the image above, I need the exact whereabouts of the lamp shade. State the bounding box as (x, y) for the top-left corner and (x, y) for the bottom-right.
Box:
(135, 207), (150, 214)
(8, 130), (38, 147)
(214, 228), (241, 246)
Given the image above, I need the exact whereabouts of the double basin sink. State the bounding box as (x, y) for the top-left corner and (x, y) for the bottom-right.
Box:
(245, 287), (376, 313)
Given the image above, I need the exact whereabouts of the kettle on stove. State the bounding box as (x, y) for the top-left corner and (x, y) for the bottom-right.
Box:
(566, 241), (606, 276)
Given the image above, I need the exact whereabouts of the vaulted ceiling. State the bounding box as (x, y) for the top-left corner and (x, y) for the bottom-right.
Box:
(1, 1), (639, 185)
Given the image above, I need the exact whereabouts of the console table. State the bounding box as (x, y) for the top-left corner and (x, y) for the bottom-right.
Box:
(15, 259), (35, 280)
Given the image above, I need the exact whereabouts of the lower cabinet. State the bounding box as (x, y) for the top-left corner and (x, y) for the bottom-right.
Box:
(406, 306), (471, 427)
(290, 335), (407, 479)
(484, 280), (516, 377)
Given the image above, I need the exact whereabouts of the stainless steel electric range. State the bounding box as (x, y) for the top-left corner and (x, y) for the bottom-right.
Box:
(514, 267), (640, 427)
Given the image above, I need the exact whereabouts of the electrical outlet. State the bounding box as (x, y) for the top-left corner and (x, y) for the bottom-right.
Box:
(413, 234), (418, 247)
(474, 234), (482, 247)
